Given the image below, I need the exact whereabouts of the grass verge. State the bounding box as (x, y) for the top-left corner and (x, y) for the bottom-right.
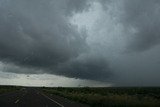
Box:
(0, 85), (21, 94)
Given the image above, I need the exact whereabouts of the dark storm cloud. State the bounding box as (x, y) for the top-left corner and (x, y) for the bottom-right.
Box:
(96, 0), (160, 86)
(0, 0), (86, 71)
(100, 0), (160, 52)
(0, 0), (112, 81)
(55, 54), (112, 81)
(122, 0), (160, 51)
(0, 0), (88, 64)
(1, 0), (160, 85)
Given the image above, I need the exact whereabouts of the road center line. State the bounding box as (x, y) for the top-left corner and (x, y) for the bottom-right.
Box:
(41, 93), (64, 107)
(15, 99), (19, 104)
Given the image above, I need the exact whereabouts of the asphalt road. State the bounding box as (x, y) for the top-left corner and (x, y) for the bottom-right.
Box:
(0, 88), (88, 107)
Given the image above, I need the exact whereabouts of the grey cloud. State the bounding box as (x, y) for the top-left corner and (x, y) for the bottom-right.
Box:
(83, 0), (160, 86)
(2, 0), (160, 86)
(122, 0), (160, 51)
(99, 0), (160, 52)
(55, 54), (112, 81)
(0, 1), (86, 71)
(0, 0), (112, 81)
(63, 0), (91, 16)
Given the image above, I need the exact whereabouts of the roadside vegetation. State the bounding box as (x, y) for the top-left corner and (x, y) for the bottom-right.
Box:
(42, 87), (160, 107)
(0, 85), (21, 94)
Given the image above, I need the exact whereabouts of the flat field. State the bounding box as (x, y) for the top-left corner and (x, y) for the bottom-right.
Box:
(42, 87), (160, 107)
(0, 85), (21, 94)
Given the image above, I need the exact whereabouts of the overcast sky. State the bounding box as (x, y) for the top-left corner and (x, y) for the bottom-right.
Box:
(0, 0), (160, 87)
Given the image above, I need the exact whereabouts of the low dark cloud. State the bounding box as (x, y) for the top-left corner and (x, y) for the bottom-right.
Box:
(0, 0), (112, 81)
(0, 0), (86, 70)
(1, 0), (160, 86)
(55, 54), (112, 81)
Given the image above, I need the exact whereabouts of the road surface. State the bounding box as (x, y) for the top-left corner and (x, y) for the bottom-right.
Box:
(0, 88), (89, 107)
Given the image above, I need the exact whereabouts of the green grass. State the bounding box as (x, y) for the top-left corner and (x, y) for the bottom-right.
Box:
(42, 87), (160, 107)
(0, 85), (21, 94)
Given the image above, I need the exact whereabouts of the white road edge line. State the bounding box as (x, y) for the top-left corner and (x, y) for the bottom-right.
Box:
(15, 99), (19, 104)
(41, 93), (64, 107)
